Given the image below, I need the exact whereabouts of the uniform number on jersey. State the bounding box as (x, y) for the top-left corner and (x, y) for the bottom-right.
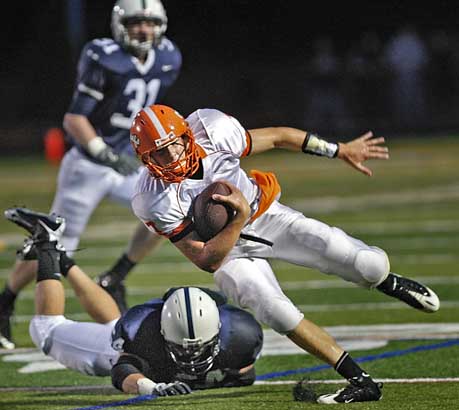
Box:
(110, 78), (161, 129)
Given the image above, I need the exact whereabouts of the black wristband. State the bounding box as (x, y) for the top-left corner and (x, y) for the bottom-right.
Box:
(111, 354), (147, 390)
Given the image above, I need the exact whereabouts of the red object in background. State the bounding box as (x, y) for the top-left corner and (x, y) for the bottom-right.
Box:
(44, 127), (65, 164)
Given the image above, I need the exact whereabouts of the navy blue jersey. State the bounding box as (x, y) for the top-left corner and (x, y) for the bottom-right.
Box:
(111, 295), (263, 389)
(67, 37), (181, 156)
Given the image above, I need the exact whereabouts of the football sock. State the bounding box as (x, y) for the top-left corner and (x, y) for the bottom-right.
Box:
(335, 352), (374, 385)
(59, 252), (75, 277)
(376, 273), (394, 293)
(107, 253), (136, 281)
(36, 244), (62, 282)
(0, 286), (17, 309)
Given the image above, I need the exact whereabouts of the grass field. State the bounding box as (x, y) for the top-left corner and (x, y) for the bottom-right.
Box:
(0, 136), (458, 409)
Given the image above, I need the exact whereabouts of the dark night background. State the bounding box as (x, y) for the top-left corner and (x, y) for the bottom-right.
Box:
(2, 0), (459, 154)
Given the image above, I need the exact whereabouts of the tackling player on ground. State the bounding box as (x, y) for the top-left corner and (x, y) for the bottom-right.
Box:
(0, 0), (180, 348)
(128, 104), (440, 404)
(4, 207), (263, 395)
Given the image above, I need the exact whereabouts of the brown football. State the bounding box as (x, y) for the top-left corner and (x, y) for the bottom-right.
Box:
(193, 181), (234, 241)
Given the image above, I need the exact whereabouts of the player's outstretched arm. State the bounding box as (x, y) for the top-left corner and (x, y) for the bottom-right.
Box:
(112, 354), (192, 396)
(337, 131), (389, 176)
(249, 127), (388, 176)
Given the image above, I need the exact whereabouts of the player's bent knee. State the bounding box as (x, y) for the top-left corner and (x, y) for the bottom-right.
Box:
(255, 295), (303, 334)
(215, 268), (303, 334)
(29, 315), (67, 354)
(354, 247), (390, 286)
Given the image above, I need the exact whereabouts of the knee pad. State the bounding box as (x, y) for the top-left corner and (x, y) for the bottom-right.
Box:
(255, 295), (303, 334)
(355, 247), (390, 286)
(215, 268), (303, 334)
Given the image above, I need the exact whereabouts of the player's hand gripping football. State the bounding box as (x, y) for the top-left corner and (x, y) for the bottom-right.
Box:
(337, 131), (389, 176)
(211, 181), (250, 224)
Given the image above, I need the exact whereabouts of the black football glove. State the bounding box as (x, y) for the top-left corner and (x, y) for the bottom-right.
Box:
(95, 146), (139, 176)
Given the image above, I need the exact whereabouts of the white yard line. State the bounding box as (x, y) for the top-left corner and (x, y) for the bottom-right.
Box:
(6, 276), (459, 303)
(7, 300), (459, 324)
(0, 378), (457, 392)
(1, 250), (459, 279)
(296, 300), (459, 312)
(291, 183), (459, 214)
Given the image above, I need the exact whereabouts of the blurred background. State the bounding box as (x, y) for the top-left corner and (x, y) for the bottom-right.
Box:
(2, 0), (459, 155)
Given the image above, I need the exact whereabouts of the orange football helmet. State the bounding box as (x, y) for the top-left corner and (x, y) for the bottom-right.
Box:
(130, 105), (200, 182)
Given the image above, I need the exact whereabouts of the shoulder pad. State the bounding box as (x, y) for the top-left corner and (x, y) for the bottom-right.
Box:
(117, 298), (164, 342)
(157, 36), (179, 53)
(81, 38), (134, 74)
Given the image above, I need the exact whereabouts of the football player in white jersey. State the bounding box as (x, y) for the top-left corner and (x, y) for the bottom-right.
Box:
(128, 104), (440, 404)
(0, 0), (181, 348)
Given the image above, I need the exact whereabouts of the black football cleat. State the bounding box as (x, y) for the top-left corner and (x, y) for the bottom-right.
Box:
(377, 273), (440, 313)
(0, 304), (15, 350)
(95, 272), (128, 314)
(5, 207), (65, 243)
(317, 380), (383, 404)
(16, 237), (38, 261)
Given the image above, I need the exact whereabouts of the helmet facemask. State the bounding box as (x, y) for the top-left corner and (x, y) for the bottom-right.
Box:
(121, 16), (164, 57)
(165, 334), (220, 375)
(141, 132), (200, 183)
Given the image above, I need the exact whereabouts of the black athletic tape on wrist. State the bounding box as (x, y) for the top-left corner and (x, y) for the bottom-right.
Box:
(59, 252), (75, 277)
(111, 354), (149, 390)
(302, 132), (339, 158)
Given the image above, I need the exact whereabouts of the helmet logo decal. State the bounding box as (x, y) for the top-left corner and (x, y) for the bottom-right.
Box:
(130, 134), (140, 147)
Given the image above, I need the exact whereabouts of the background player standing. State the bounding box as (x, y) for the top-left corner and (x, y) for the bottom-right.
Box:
(0, 0), (181, 348)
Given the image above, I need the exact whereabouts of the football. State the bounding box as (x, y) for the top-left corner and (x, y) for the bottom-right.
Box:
(193, 181), (234, 241)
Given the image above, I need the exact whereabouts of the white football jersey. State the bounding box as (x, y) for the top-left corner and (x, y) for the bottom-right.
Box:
(132, 108), (262, 239)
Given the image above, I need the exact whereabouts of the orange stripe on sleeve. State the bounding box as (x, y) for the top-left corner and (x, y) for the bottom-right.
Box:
(241, 131), (253, 157)
(145, 219), (193, 239)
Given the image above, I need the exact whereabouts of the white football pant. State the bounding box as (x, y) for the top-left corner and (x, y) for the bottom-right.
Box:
(50, 147), (141, 254)
(215, 200), (390, 334)
(29, 315), (119, 376)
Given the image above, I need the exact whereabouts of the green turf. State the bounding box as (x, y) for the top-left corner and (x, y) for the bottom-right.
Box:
(0, 136), (459, 409)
